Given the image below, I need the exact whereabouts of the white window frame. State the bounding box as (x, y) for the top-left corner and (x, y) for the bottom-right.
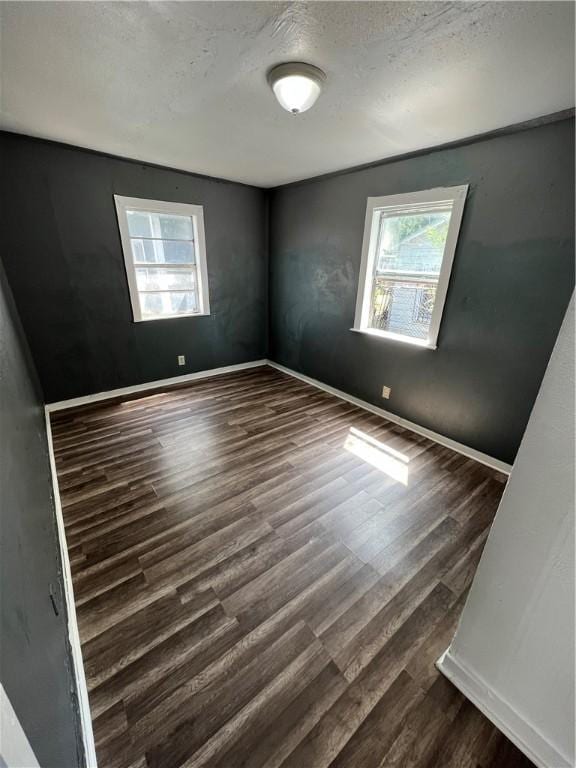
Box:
(114, 195), (210, 322)
(352, 185), (468, 349)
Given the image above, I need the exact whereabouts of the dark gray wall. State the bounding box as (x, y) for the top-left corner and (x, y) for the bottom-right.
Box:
(0, 258), (83, 766)
(269, 117), (575, 465)
(1, 119), (574, 462)
(0, 133), (268, 403)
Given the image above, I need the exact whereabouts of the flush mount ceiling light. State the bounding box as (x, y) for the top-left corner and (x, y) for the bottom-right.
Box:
(267, 62), (326, 114)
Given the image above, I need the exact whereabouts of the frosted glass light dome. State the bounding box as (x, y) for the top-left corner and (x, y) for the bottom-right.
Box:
(267, 62), (326, 114)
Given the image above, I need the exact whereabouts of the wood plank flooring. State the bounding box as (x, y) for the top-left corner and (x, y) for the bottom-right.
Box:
(51, 365), (533, 768)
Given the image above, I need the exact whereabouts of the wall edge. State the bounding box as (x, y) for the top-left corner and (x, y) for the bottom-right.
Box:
(267, 361), (512, 474)
(45, 360), (269, 412)
(45, 411), (98, 767)
(437, 648), (573, 768)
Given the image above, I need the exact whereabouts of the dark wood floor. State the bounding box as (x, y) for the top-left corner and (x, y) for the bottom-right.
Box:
(51, 365), (533, 768)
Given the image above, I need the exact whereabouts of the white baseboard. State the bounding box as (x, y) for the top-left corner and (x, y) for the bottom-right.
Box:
(266, 361), (512, 475)
(45, 412), (98, 768)
(45, 360), (268, 412)
(43, 358), (266, 767)
(437, 648), (573, 768)
(42, 354), (511, 768)
(45, 357), (511, 476)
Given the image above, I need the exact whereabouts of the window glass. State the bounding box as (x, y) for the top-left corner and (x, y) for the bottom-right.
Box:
(376, 211), (451, 275)
(353, 186), (467, 347)
(369, 208), (452, 339)
(116, 196), (209, 321)
(140, 291), (198, 318)
(135, 268), (196, 292)
(369, 279), (438, 340)
(126, 211), (193, 241)
(130, 239), (195, 265)
(126, 211), (153, 238)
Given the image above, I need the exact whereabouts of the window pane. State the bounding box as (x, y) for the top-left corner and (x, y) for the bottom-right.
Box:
(376, 211), (451, 276)
(136, 267), (195, 292)
(126, 211), (153, 238)
(158, 214), (193, 240)
(130, 239), (195, 265)
(126, 210), (193, 241)
(140, 291), (198, 318)
(368, 278), (437, 340)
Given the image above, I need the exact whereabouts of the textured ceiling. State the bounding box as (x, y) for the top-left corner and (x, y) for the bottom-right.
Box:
(0, 1), (574, 186)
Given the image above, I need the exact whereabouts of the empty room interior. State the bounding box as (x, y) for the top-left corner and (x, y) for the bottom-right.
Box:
(1, 2), (575, 768)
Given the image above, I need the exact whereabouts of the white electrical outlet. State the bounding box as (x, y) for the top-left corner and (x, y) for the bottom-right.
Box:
(382, 385), (391, 399)
(178, 355), (186, 366)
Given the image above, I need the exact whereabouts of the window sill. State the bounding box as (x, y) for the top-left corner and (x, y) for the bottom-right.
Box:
(135, 311), (210, 323)
(350, 327), (437, 350)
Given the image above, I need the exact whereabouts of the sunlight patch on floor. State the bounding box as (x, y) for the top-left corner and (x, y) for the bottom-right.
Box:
(344, 427), (410, 485)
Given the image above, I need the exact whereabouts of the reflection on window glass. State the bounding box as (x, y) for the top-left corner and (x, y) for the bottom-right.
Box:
(125, 208), (200, 319)
(126, 211), (193, 241)
(157, 214), (193, 240)
(376, 212), (450, 275)
(126, 211), (153, 238)
(116, 196), (209, 322)
(135, 268), (195, 292)
(130, 239), (195, 265)
(368, 207), (452, 339)
(140, 291), (198, 318)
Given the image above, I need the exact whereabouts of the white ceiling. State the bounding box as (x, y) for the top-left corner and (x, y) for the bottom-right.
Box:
(0, 1), (573, 187)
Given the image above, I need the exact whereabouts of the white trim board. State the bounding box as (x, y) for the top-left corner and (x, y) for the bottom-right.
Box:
(0, 684), (40, 768)
(113, 195), (211, 323)
(42, 354), (509, 767)
(352, 185), (468, 350)
(45, 412), (98, 768)
(43, 357), (268, 768)
(45, 358), (511, 473)
(437, 648), (572, 768)
(45, 360), (268, 412)
(267, 361), (512, 475)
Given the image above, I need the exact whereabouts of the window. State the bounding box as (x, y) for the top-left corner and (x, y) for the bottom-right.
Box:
(352, 185), (468, 349)
(114, 195), (210, 322)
